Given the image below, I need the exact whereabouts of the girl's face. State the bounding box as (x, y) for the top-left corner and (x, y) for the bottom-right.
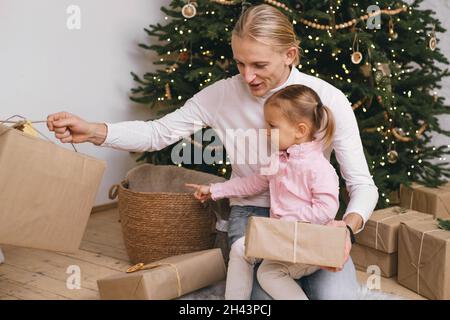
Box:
(231, 35), (297, 97)
(264, 104), (311, 151)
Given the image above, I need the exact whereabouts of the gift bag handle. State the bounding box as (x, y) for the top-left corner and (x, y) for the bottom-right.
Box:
(108, 184), (120, 200)
(0, 114), (78, 152)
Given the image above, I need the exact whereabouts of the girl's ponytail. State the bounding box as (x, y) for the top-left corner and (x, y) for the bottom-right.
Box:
(314, 102), (335, 149)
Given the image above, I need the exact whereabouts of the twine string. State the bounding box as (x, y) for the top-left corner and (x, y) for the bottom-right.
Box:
(0, 115), (77, 152)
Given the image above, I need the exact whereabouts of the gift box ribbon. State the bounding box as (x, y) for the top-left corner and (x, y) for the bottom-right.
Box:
(373, 208), (419, 250)
(126, 262), (183, 297)
(410, 227), (447, 296)
(406, 184), (450, 217)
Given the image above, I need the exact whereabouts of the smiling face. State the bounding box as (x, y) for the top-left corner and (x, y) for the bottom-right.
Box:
(231, 35), (297, 97)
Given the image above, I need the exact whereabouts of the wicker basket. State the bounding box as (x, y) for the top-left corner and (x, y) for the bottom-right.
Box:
(109, 164), (230, 264)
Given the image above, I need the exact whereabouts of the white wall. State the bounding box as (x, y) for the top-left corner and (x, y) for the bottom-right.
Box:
(1, 1), (448, 207)
(0, 0), (170, 205)
(421, 0), (450, 157)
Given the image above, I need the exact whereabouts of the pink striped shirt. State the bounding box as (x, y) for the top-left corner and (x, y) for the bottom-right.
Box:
(210, 140), (340, 224)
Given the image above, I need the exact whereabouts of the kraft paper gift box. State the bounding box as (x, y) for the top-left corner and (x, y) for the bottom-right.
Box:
(0, 123), (105, 253)
(351, 243), (398, 278)
(400, 182), (450, 219)
(355, 206), (432, 254)
(97, 248), (226, 300)
(398, 219), (450, 300)
(244, 216), (347, 268)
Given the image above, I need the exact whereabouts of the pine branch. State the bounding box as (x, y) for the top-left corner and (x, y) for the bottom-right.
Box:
(437, 218), (450, 231)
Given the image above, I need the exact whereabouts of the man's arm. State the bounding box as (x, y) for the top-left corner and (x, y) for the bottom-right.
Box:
(331, 92), (379, 234)
(100, 85), (224, 152)
(88, 123), (108, 146)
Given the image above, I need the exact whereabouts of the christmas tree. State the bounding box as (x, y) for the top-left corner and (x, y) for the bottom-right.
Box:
(130, 0), (450, 209)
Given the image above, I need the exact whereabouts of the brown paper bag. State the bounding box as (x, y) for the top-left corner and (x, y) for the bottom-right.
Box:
(0, 123), (105, 253)
(355, 206), (432, 254)
(351, 243), (397, 278)
(400, 182), (450, 219)
(97, 248), (226, 300)
(398, 219), (450, 300)
(244, 216), (346, 268)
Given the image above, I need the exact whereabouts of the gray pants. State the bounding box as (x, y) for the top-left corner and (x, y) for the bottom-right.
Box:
(228, 205), (360, 300)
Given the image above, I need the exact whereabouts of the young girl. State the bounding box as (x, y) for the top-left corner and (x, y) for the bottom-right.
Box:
(186, 84), (340, 300)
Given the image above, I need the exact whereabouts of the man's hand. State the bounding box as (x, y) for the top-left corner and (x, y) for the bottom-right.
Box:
(320, 219), (353, 272)
(47, 112), (107, 145)
(185, 184), (212, 203)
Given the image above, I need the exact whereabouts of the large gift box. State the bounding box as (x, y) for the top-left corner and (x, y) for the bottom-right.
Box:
(97, 248), (226, 300)
(244, 216), (347, 268)
(0, 123), (105, 253)
(355, 206), (432, 254)
(398, 219), (450, 300)
(400, 182), (450, 219)
(351, 243), (397, 277)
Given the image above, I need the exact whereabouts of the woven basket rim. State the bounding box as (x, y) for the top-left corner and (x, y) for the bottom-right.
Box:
(119, 180), (198, 196)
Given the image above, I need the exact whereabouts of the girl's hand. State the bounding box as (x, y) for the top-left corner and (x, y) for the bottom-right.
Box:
(185, 184), (212, 203)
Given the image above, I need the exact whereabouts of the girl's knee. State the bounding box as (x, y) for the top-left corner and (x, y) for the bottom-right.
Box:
(229, 237), (246, 258)
(257, 262), (287, 284)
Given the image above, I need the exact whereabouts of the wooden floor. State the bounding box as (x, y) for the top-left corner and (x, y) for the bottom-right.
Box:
(0, 208), (426, 300)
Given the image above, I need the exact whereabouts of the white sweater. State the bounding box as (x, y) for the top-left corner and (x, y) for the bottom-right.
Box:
(102, 67), (378, 231)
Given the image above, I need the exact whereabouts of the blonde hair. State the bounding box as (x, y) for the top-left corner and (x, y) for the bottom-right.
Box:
(265, 85), (336, 149)
(233, 4), (301, 66)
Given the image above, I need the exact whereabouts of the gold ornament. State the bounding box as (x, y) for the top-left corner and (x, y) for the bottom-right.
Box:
(291, 7), (407, 31)
(182, 1), (197, 19)
(387, 150), (399, 164)
(388, 18), (398, 40)
(351, 32), (363, 64)
(429, 25), (437, 51)
(351, 52), (363, 64)
(429, 37), (437, 51)
(165, 83), (172, 100)
(210, 0), (237, 5)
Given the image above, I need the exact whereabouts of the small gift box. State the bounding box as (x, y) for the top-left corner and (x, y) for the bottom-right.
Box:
(244, 216), (347, 268)
(97, 249), (226, 300)
(355, 206), (432, 254)
(400, 182), (450, 219)
(397, 219), (450, 300)
(351, 243), (397, 278)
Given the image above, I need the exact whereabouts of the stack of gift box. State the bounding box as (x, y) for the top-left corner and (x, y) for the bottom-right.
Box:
(351, 182), (450, 300)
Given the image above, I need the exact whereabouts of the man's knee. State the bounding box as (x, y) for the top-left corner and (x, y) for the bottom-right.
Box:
(301, 258), (360, 300)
